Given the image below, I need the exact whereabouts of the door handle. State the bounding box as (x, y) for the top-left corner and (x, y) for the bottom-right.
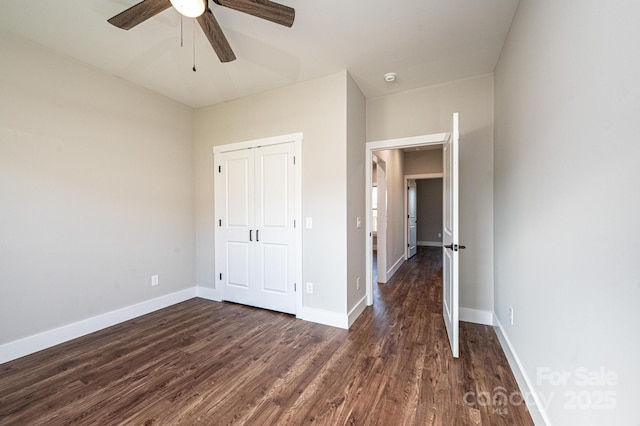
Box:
(444, 243), (466, 251)
(250, 230), (253, 241)
(256, 230), (260, 242)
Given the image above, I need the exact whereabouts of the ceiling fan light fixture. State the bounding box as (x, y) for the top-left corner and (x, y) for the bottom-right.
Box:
(170, 0), (206, 18)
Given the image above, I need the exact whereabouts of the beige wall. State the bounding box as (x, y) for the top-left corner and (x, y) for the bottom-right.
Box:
(194, 71), (350, 315)
(346, 74), (367, 313)
(373, 149), (405, 276)
(0, 32), (195, 345)
(368, 74), (494, 313)
(494, 1), (640, 424)
(404, 148), (443, 175)
(416, 179), (443, 244)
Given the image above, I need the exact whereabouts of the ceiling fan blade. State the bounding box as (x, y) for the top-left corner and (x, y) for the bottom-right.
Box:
(108, 0), (172, 30)
(197, 9), (237, 63)
(213, 0), (295, 28)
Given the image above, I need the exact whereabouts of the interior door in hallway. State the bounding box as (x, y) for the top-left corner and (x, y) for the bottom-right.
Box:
(217, 143), (296, 315)
(443, 112), (460, 358)
(407, 179), (417, 258)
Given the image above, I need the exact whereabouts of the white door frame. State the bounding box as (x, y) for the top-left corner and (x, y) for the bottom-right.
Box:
(372, 154), (387, 283)
(403, 173), (444, 259)
(213, 132), (303, 315)
(365, 133), (449, 306)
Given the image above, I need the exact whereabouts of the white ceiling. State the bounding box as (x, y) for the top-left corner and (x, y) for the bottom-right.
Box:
(0, 0), (519, 109)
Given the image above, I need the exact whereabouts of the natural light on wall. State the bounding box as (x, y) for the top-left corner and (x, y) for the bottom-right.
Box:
(170, 0), (206, 18)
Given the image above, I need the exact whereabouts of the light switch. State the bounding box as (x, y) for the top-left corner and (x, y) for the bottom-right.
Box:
(356, 216), (362, 229)
(306, 217), (313, 229)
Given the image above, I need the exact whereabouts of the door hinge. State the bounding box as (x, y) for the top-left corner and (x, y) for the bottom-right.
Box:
(293, 156), (296, 165)
(294, 283), (297, 292)
(218, 219), (222, 227)
(294, 220), (296, 228)
(218, 165), (221, 173)
(219, 273), (222, 280)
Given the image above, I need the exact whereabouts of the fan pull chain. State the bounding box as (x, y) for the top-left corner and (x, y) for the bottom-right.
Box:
(193, 18), (197, 72)
(180, 12), (183, 47)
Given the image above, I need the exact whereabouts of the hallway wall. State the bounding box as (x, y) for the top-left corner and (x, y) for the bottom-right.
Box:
(416, 178), (443, 245)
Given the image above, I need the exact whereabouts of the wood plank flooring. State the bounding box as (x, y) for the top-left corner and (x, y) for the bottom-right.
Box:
(0, 247), (533, 425)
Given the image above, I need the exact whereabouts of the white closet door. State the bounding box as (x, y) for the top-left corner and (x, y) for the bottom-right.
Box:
(254, 143), (296, 314)
(218, 149), (256, 307)
(217, 142), (296, 314)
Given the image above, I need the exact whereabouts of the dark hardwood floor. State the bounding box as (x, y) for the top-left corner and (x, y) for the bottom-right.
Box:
(0, 247), (533, 425)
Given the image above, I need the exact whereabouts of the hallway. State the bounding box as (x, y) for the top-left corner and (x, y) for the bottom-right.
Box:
(367, 246), (534, 424)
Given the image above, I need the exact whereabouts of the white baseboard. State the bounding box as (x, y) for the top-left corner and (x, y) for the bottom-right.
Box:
(386, 256), (405, 281)
(347, 295), (368, 328)
(297, 306), (348, 329)
(417, 241), (442, 247)
(196, 286), (221, 301)
(459, 308), (494, 325)
(0, 287), (197, 365)
(493, 315), (551, 426)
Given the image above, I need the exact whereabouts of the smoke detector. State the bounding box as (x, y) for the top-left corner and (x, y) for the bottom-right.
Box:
(384, 72), (397, 83)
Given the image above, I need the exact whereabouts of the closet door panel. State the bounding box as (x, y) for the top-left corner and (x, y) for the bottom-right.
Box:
(255, 143), (296, 314)
(260, 243), (288, 294)
(218, 150), (256, 305)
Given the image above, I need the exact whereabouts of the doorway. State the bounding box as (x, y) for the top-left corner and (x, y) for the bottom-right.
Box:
(404, 174), (444, 260)
(365, 133), (449, 306)
(366, 113), (461, 358)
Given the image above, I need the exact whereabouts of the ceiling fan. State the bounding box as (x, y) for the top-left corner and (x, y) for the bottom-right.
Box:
(108, 0), (295, 63)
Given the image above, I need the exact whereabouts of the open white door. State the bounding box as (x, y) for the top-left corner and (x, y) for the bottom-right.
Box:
(407, 179), (417, 258)
(443, 112), (461, 358)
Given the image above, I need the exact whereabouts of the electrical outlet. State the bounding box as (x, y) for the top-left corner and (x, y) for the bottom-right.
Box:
(151, 275), (159, 286)
(306, 282), (313, 294)
(356, 277), (361, 290)
(306, 217), (313, 229)
(509, 306), (514, 325)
